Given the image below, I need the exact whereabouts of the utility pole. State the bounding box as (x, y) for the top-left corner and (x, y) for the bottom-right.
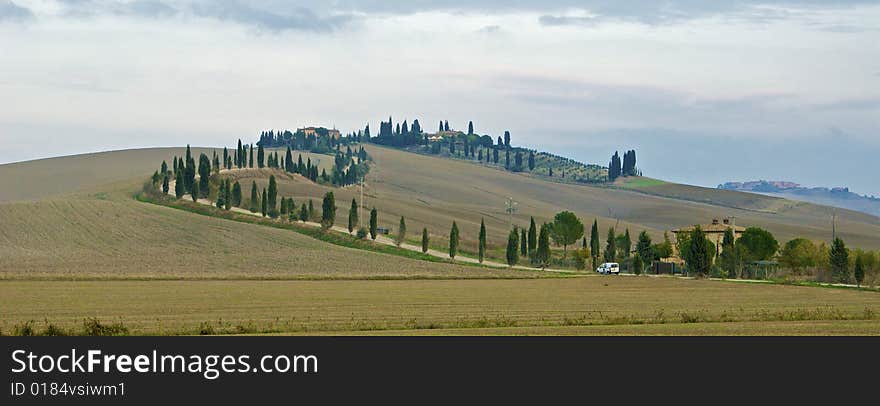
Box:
(505, 197), (518, 229)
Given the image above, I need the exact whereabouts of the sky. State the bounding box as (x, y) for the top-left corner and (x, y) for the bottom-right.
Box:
(1, 0), (878, 195)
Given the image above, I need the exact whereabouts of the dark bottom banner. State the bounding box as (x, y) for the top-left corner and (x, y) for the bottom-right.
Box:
(1, 337), (875, 404)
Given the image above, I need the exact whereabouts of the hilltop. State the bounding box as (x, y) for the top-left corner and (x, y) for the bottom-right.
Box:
(720, 180), (880, 217)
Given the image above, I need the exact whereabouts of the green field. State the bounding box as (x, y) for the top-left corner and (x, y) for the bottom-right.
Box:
(1, 277), (878, 335)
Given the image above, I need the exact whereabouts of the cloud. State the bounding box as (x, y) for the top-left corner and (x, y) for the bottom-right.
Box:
(0, 0), (33, 22)
(191, 1), (352, 32)
(538, 15), (598, 27)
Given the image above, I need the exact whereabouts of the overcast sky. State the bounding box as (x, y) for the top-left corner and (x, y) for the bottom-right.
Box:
(1, 1), (878, 195)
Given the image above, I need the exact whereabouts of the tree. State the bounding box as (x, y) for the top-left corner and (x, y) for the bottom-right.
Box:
(216, 181), (225, 208)
(162, 175), (170, 194)
(308, 200), (315, 220)
(830, 237), (849, 283)
(299, 203), (309, 222)
(478, 219), (487, 264)
(421, 228), (429, 253)
(348, 198), (358, 233)
(232, 182), (242, 207)
(635, 231), (653, 268)
(608, 151), (621, 181)
(520, 228), (528, 257)
(603, 227), (616, 263)
(191, 181), (199, 203)
(549, 211), (584, 257)
(223, 178), (231, 210)
(249, 182), (259, 213)
(528, 151), (535, 171)
(854, 254), (865, 287)
(174, 171), (184, 199)
(590, 220), (600, 269)
(536, 223), (551, 268)
(257, 144), (265, 168)
(369, 208), (378, 240)
(468, 121), (474, 135)
(632, 254), (644, 275)
(528, 217), (537, 259)
(449, 221), (460, 259)
(620, 229), (632, 259)
(321, 192), (336, 229)
(686, 226), (712, 277)
(719, 228), (739, 278)
(779, 238), (818, 275)
(503, 130), (510, 147)
(396, 216), (407, 246)
(738, 227), (779, 261)
(506, 228), (519, 267)
(267, 175), (278, 217)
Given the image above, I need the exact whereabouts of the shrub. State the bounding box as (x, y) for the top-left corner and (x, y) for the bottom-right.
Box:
(13, 321), (35, 336)
(356, 227), (369, 240)
(82, 318), (129, 336)
(42, 322), (68, 336)
(199, 322), (216, 336)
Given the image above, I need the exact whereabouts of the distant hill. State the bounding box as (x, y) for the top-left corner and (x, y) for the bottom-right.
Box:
(719, 180), (880, 217)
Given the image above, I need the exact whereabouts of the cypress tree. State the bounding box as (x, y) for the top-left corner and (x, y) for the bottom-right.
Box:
(308, 200), (314, 221)
(528, 152), (535, 171)
(299, 203), (309, 222)
(237, 139), (243, 167)
(184, 156), (196, 193)
(422, 228), (429, 253)
(267, 175), (278, 217)
(590, 220), (600, 269)
(249, 144), (254, 168)
(468, 121), (474, 135)
(536, 224), (550, 268)
(257, 145), (265, 168)
(396, 216), (406, 246)
(621, 229), (632, 258)
(506, 228), (519, 267)
(348, 198), (358, 233)
(632, 254), (644, 276)
(172, 157), (178, 175)
(174, 171), (184, 199)
(518, 228), (526, 256)
(854, 254), (865, 287)
(224, 178), (231, 210)
(604, 227), (617, 263)
(528, 217), (537, 259)
(249, 181), (259, 213)
(191, 181), (199, 203)
(185, 144), (191, 164)
(830, 238), (849, 283)
(636, 231), (653, 269)
(198, 154), (211, 197)
(687, 226), (711, 277)
(216, 181), (224, 208)
(478, 219), (487, 263)
(285, 146), (293, 172)
(162, 175), (170, 194)
(321, 192), (336, 229)
(261, 189), (267, 217)
(161, 160), (168, 175)
(232, 182), (242, 207)
(280, 197), (288, 216)
(369, 208), (378, 240)
(449, 221), (460, 259)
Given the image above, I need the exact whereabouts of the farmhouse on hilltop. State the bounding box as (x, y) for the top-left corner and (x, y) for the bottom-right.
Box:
(299, 126), (341, 140)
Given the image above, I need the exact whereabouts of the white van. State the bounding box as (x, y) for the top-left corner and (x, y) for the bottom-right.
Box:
(597, 263), (620, 275)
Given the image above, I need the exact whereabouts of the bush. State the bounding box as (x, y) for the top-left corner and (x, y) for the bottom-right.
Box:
(82, 318), (129, 336)
(199, 322), (216, 336)
(13, 321), (35, 336)
(573, 248), (590, 270)
(356, 227), (369, 240)
(42, 321), (68, 336)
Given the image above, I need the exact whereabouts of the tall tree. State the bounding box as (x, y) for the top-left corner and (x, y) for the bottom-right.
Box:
(267, 175), (278, 217)
(478, 219), (487, 263)
(468, 121), (474, 135)
(503, 130), (510, 147)
(396, 216), (407, 246)
(608, 151), (621, 181)
(549, 211), (584, 257)
(590, 220), (601, 269)
(635, 231), (653, 267)
(249, 182), (259, 213)
(536, 224), (550, 268)
(830, 237), (849, 283)
(257, 144), (265, 168)
(174, 171), (184, 199)
(854, 254), (865, 287)
(686, 226), (712, 277)
(506, 228), (519, 267)
(232, 182), (242, 207)
(528, 217), (537, 259)
(224, 178), (231, 210)
(369, 208), (378, 240)
(299, 203), (309, 222)
(449, 221), (460, 259)
(285, 146), (293, 172)
(632, 254), (644, 276)
(621, 229), (632, 259)
(261, 189), (268, 217)
(162, 175), (170, 194)
(520, 228), (527, 257)
(191, 181), (200, 203)
(321, 192), (336, 229)
(348, 198), (358, 233)
(308, 200), (314, 220)
(421, 228), (429, 253)
(249, 144), (254, 168)
(604, 227), (617, 263)
(198, 154), (211, 197)
(528, 151), (535, 171)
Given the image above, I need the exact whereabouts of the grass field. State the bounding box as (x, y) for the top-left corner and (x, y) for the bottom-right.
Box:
(2, 277), (879, 335)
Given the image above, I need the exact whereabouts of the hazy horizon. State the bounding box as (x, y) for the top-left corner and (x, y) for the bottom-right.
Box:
(1, 0), (878, 195)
